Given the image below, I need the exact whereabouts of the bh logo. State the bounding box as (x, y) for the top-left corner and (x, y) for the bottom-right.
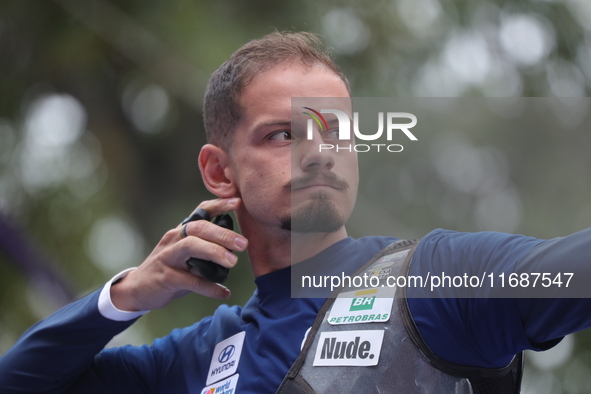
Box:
(218, 345), (235, 363)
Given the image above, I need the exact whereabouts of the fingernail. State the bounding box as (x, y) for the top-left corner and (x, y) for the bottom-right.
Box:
(223, 288), (231, 299)
(228, 198), (240, 205)
(234, 236), (247, 250)
(225, 251), (238, 265)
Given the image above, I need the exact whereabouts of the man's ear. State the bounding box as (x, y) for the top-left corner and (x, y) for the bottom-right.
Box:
(199, 144), (237, 198)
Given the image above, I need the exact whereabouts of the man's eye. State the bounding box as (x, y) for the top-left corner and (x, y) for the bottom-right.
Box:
(324, 128), (340, 140)
(268, 130), (292, 141)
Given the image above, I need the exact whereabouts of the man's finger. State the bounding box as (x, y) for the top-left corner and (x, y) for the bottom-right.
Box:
(194, 197), (242, 220)
(181, 220), (248, 252)
(165, 236), (239, 269)
(173, 269), (231, 299)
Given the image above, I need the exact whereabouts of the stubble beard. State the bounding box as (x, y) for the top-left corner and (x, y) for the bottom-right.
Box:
(280, 192), (346, 233)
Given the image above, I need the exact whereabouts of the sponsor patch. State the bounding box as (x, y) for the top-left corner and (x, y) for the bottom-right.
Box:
(328, 287), (395, 325)
(201, 374), (239, 394)
(207, 332), (245, 385)
(370, 249), (410, 269)
(313, 330), (384, 366)
(365, 267), (392, 280)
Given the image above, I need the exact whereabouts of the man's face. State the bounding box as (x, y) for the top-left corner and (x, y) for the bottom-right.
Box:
(227, 63), (358, 234)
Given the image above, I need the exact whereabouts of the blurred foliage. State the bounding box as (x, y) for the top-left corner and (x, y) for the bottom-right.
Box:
(1, 0), (591, 392)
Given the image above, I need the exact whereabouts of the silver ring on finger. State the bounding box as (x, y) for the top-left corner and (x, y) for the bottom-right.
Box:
(180, 223), (189, 239)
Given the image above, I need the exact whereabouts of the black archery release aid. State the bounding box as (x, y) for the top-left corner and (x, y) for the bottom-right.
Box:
(182, 208), (233, 284)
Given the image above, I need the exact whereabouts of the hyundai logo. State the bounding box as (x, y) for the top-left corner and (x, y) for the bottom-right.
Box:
(218, 345), (235, 363)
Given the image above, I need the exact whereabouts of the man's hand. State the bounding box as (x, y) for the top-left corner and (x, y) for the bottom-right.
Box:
(110, 198), (248, 312)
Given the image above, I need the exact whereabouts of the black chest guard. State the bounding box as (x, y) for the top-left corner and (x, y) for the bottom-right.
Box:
(277, 239), (523, 394)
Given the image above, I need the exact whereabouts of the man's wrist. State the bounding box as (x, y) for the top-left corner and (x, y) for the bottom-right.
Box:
(98, 268), (149, 321)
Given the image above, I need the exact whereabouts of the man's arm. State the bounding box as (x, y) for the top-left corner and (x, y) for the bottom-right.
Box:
(514, 228), (591, 346)
(0, 198), (248, 393)
(0, 289), (139, 393)
(408, 228), (591, 369)
(0, 282), (193, 394)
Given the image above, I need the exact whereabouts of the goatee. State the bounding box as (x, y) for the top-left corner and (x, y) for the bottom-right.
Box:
(280, 192), (346, 233)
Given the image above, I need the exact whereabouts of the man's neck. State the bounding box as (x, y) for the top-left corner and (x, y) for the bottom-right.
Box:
(240, 220), (348, 277)
(290, 229), (348, 264)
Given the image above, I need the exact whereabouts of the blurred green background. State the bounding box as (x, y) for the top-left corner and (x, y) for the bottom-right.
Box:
(1, 0), (590, 392)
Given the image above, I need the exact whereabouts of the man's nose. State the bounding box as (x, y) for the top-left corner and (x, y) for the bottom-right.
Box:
(297, 131), (335, 171)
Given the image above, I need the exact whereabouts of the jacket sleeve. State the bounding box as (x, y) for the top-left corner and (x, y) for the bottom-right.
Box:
(514, 227), (591, 347)
(407, 228), (591, 369)
(0, 288), (143, 393)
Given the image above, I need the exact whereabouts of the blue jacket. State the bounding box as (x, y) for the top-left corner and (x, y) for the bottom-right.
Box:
(2, 229), (591, 393)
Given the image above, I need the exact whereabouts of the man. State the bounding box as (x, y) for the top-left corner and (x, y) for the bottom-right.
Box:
(1, 31), (591, 393)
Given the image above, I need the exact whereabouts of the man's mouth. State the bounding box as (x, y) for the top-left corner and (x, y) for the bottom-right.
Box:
(286, 172), (350, 192)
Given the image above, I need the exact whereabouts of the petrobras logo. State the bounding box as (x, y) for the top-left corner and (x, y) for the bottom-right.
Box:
(302, 107), (417, 153)
(349, 288), (378, 312)
(313, 330), (384, 366)
(201, 374), (239, 394)
(328, 286), (395, 326)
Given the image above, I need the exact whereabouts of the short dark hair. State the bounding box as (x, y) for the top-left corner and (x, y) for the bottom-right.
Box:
(203, 31), (350, 150)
